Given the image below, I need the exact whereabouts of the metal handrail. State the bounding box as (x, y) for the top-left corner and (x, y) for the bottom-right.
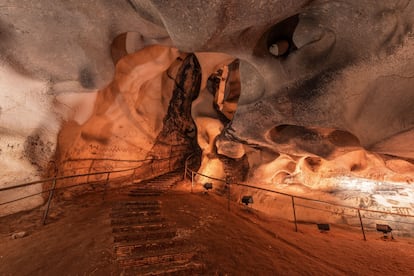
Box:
(1, 154), (184, 224)
(0, 173), (128, 206)
(0, 156), (179, 193)
(0, 155), (181, 205)
(184, 155), (414, 240)
(61, 157), (158, 163)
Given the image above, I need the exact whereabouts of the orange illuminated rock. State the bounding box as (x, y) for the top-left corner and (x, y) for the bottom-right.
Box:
(55, 46), (201, 193)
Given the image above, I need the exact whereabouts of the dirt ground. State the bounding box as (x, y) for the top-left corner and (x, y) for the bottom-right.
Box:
(1, 184), (414, 275)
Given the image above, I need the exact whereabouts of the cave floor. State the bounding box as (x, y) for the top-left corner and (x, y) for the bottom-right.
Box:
(1, 183), (414, 275)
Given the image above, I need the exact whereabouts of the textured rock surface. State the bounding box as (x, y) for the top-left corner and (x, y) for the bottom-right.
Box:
(56, 46), (201, 195)
(0, 0), (413, 217)
(0, 0), (170, 214)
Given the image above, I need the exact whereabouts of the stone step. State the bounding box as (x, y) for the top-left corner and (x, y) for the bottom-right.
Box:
(112, 200), (161, 207)
(138, 261), (205, 276)
(128, 191), (163, 197)
(116, 243), (194, 261)
(111, 216), (166, 226)
(143, 181), (175, 186)
(118, 251), (196, 268)
(113, 230), (176, 243)
(110, 210), (161, 218)
(114, 238), (186, 257)
(111, 205), (161, 214)
(112, 223), (169, 234)
(131, 186), (172, 191)
(137, 183), (173, 187)
(128, 188), (164, 192)
(131, 172), (183, 190)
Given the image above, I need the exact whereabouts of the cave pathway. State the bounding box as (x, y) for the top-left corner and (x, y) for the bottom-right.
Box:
(109, 172), (204, 275)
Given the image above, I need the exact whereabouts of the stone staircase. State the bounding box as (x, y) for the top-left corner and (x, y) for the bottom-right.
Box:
(130, 171), (184, 193)
(110, 172), (204, 275)
(220, 155), (249, 184)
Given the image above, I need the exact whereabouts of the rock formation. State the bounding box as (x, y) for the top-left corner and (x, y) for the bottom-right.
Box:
(1, 0), (413, 219)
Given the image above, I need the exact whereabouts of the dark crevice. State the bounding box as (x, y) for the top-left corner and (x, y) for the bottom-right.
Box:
(206, 59), (241, 123)
(111, 32), (128, 65)
(253, 14), (300, 58)
(268, 125), (335, 158)
(327, 130), (361, 147)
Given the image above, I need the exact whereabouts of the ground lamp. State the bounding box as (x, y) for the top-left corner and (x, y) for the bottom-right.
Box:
(317, 223), (330, 233)
(203, 182), (213, 193)
(241, 196), (254, 206)
(376, 224), (394, 239)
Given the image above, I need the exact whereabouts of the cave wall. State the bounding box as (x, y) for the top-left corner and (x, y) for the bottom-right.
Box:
(0, 0), (171, 215)
(1, 0), (414, 220)
(55, 46), (202, 196)
(145, 0), (414, 226)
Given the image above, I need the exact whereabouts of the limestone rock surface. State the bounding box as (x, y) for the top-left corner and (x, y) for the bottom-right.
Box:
(1, 0), (413, 218)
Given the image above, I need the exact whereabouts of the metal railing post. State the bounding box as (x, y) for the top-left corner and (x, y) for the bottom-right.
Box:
(103, 172), (110, 201)
(291, 196), (298, 232)
(131, 168), (136, 182)
(227, 182), (231, 211)
(42, 177), (57, 225)
(358, 209), (367, 241)
(184, 160), (188, 180)
(191, 171), (194, 193)
(86, 159), (94, 184)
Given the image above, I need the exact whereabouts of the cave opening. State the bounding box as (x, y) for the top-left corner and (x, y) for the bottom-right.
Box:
(253, 14), (300, 58)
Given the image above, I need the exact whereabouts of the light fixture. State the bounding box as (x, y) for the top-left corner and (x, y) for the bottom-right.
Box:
(317, 223), (330, 232)
(203, 182), (213, 192)
(376, 224), (394, 239)
(241, 196), (253, 206)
